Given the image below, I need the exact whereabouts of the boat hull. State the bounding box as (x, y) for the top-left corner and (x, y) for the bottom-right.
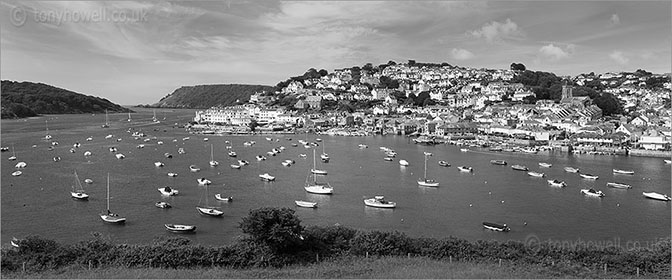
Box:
(165, 224), (196, 233)
(417, 179), (439, 187)
(196, 207), (224, 216)
(100, 214), (126, 224)
(642, 192), (671, 201)
(483, 222), (510, 232)
(364, 198), (396, 208)
(295, 200), (317, 208)
(606, 182), (632, 189)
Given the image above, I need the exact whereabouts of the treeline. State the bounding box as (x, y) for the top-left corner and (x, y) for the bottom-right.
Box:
(1, 80), (130, 119)
(2, 207), (669, 278)
(153, 84), (275, 109)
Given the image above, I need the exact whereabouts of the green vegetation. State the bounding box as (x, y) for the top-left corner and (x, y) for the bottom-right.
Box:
(1, 80), (129, 119)
(2, 207), (669, 278)
(153, 84), (275, 109)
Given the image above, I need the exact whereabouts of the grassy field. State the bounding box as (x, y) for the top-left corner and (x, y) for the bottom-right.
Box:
(2, 255), (639, 279)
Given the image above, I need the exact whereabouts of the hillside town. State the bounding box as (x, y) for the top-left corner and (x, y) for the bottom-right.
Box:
(191, 62), (671, 157)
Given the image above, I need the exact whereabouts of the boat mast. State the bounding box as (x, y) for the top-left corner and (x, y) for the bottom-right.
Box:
(106, 173), (110, 212)
(424, 154), (427, 179)
(210, 144), (214, 162)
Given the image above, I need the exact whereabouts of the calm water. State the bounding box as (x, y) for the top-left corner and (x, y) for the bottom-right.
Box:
(2, 109), (670, 247)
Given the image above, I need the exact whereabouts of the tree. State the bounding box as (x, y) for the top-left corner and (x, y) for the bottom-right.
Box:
(408, 60), (416, 66)
(239, 207), (304, 253)
(510, 63), (526, 71)
(593, 92), (623, 116)
(318, 69), (328, 76)
(387, 60), (397, 66)
(362, 63), (373, 72)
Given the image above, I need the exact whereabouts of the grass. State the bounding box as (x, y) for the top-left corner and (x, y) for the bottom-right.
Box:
(2, 255), (642, 279)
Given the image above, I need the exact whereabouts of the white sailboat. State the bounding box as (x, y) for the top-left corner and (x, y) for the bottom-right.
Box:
(101, 110), (109, 128)
(305, 150), (333, 194)
(196, 184), (223, 216)
(127, 112), (132, 122)
(209, 144), (219, 167)
(100, 174), (126, 224)
(70, 170), (89, 200)
(417, 153), (439, 187)
(310, 149), (328, 175)
(152, 110), (160, 123)
(44, 120), (52, 140)
(8, 145), (16, 161)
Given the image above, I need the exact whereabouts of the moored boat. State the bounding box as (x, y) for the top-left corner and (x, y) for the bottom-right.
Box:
(538, 162), (552, 168)
(158, 186), (179, 196)
(383, 157), (393, 161)
(579, 173), (599, 180)
(642, 192), (671, 201)
(612, 169), (634, 175)
(167, 172), (178, 177)
(490, 159), (507, 165)
(399, 159), (409, 166)
(483, 222), (510, 232)
(511, 165), (528, 171)
(11, 170), (22, 176)
(547, 179), (567, 187)
(115, 153), (125, 159)
(295, 200), (317, 208)
(460, 148), (469, 152)
(664, 159), (671, 164)
(438, 160), (450, 167)
(165, 224), (196, 233)
(155, 201), (171, 208)
(527, 171), (545, 177)
(581, 188), (605, 197)
(189, 165), (200, 172)
(154, 162), (164, 167)
(606, 182), (632, 189)
(197, 178), (211, 185)
(457, 166), (473, 172)
(70, 171), (89, 200)
(214, 194), (233, 201)
(364, 196), (396, 208)
(259, 173), (275, 181)
(230, 164), (241, 169)
(564, 167), (580, 173)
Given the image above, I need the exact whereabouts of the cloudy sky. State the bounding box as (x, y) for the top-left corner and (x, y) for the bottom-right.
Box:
(1, 1), (670, 105)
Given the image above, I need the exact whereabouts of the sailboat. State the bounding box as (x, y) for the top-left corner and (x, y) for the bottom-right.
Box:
(8, 145), (17, 161)
(417, 153), (439, 187)
(320, 141), (330, 162)
(101, 110), (109, 128)
(310, 149), (328, 175)
(100, 174), (126, 224)
(196, 184), (223, 216)
(209, 144), (219, 167)
(152, 110), (160, 123)
(127, 112), (132, 122)
(70, 170), (89, 200)
(305, 149), (333, 194)
(44, 120), (52, 140)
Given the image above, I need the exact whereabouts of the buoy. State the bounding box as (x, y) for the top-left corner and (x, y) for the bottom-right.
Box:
(524, 222), (527, 226)
(617, 203), (620, 207)
(501, 200), (505, 204)
(469, 204), (473, 207)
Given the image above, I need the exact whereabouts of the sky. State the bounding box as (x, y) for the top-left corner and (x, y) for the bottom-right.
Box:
(1, 1), (671, 105)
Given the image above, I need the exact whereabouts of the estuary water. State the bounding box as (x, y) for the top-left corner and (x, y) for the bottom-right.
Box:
(2, 109), (670, 247)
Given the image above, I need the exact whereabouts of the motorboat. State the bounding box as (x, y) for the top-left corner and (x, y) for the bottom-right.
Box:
(457, 166), (473, 172)
(230, 164), (241, 169)
(364, 196), (396, 208)
(155, 201), (172, 208)
(383, 157), (393, 161)
(158, 186), (179, 196)
(547, 179), (567, 187)
(259, 173), (275, 181)
(10, 237), (21, 248)
(483, 222), (510, 232)
(197, 178), (212, 185)
(295, 200), (318, 208)
(642, 192), (671, 201)
(84, 179), (93, 184)
(115, 153), (125, 159)
(154, 162), (164, 167)
(511, 165), (528, 171)
(165, 224), (196, 233)
(438, 161), (450, 167)
(15, 162), (26, 168)
(358, 144), (368, 149)
(520, 147), (538, 154)
(189, 165), (200, 172)
(527, 171), (545, 177)
(581, 188), (605, 197)
(399, 159), (409, 166)
(282, 160), (292, 167)
(564, 167), (580, 173)
(84, 151), (92, 156)
(136, 144), (145, 149)
(612, 169), (634, 175)
(256, 155), (267, 161)
(228, 151), (237, 157)
(178, 148), (186, 154)
(167, 172), (178, 177)
(460, 148), (469, 152)
(538, 162), (552, 168)
(490, 160), (507, 165)
(53, 156), (61, 162)
(109, 147), (117, 152)
(196, 206), (223, 216)
(606, 182), (632, 189)
(11, 171), (22, 176)
(579, 173), (599, 180)
(664, 159), (671, 164)
(238, 160), (250, 166)
(214, 194), (233, 202)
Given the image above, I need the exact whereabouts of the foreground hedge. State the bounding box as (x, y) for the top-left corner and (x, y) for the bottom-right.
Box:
(3, 216), (670, 278)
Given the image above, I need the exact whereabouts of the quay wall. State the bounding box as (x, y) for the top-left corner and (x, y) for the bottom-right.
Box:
(628, 149), (672, 158)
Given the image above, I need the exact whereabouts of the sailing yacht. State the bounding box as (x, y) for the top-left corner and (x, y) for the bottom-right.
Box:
(100, 174), (126, 224)
(70, 170), (89, 200)
(305, 150), (333, 194)
(8, 145), (17, 161)
(196, 184), (223, 216)
(209, 144), (219, 167)
(152, 110), (160, 123)
(310, 149), (328, 175)
(44, 120), (52, 140)
(127, 112), (132, 122)
(417, 153), (439, 187)
(101, 110), (110, 128)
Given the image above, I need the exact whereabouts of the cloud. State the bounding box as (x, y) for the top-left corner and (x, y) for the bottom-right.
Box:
(469, 18), (522, 43)
(609, 51), (629, 65)
(538, 44), (574, 60)
(450, 48), (474, 60)
(609, 14), (620, 26)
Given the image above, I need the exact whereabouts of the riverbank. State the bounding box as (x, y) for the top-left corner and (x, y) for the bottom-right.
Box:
(2, 255), (642, 279)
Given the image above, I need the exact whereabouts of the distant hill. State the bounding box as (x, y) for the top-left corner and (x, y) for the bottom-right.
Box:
(152, 84), (274, 108)
(1, 80), (130, 119)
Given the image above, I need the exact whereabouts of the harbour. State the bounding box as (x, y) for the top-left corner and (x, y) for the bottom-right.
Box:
(1, 109), (670, 246)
